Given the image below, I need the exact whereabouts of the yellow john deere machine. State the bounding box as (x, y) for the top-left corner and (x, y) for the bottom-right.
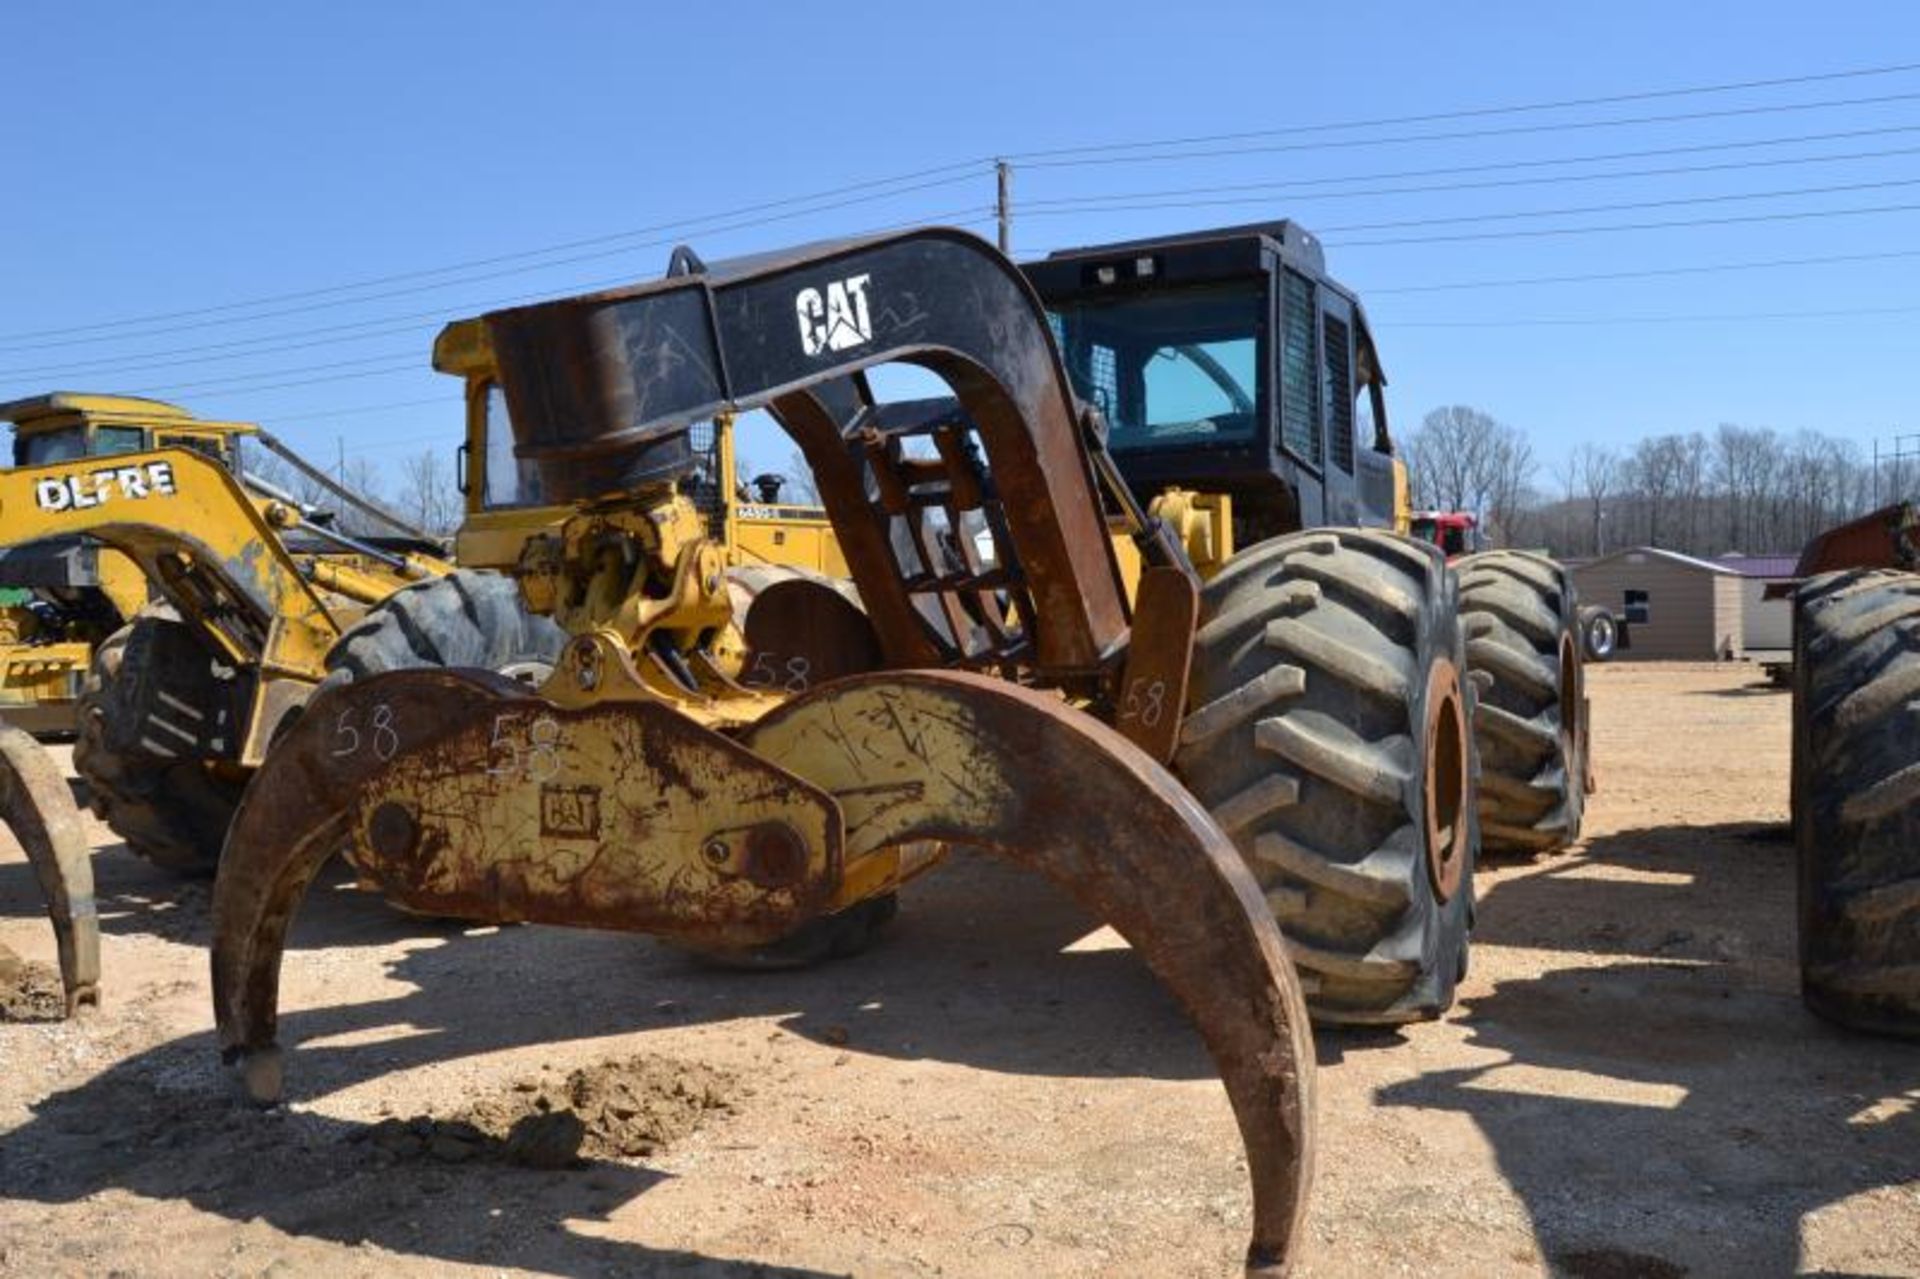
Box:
(0, 394), (457, 1009)
(201, 221), (1585, 1274)
(0, 394), (259, 734)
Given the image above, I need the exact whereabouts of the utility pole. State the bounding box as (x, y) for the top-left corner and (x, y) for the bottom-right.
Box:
(995, 159), (1013, 256)
(336, 435), (345, 484)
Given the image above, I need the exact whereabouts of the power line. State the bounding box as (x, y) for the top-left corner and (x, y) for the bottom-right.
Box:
(21, 126), (1919, 380)
(132, 360), (425, 400)
(93, 212), (1001, 404)
(1394, 302), (1920, 327)
(0, 168), (991, 347)
(1018, 90), (1920, 170)
(1026, 174), (1920, 231)
(1016, 199), (1920, 258)
(1019, 141), (1920, 214)
(1006, 60), (1920, 160)
(1040, 123), (1920, 199)
(1327, 198), (1920, 248)
(270, 395), (449, 423)
(1363, 248), (1920, 294)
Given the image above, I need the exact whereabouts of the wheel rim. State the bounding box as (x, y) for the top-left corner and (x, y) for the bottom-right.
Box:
(1588, 614), (1615, 658)
(1558, 632), (1580, 732)
(1423, 658), (1471, 903)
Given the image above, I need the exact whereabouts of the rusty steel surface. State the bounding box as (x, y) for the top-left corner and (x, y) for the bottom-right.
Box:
(740, 577), (885, 689)
(0, 724), (98, 1014)
(1793, 502), (1920, 579)
(219, 669), (842, 942)
(483, 229), (1131, 678)
(211, 669), (1314, 1276)
(1114, 563), (1200, 763)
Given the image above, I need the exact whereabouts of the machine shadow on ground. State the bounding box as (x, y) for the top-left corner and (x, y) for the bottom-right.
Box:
(1, 853), (1247, 1274)
(1381, 823), (1919, 1276)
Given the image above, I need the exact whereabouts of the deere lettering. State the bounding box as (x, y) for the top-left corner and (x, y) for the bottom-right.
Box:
(34, 461), (178, 513)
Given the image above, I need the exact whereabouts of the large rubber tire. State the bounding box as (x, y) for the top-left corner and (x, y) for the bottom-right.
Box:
(324, 570), (568, 690)
(1174, 528), (1478, 1025)
(1458, 551), (1586, 856)
(1792, 568), (1920, 1037)
(72, 611), (244, 876)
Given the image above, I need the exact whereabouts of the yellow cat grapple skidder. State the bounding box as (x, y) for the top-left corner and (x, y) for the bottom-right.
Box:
(208, 224), (1504, 1273)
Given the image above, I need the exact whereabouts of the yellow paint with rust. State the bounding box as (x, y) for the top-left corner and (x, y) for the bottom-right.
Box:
(349, 693), (844, 945)
(0, 446), (445, 761)
(0, 639), (90, 734)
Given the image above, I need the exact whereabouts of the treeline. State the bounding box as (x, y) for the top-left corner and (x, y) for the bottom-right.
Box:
(1404, 405), (1905, 559)
(239, 439), (462, 539)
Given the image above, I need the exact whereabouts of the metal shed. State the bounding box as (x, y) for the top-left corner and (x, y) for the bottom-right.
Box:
(1571, 547), (1745, 660)
(1716, 554), (1799, 654)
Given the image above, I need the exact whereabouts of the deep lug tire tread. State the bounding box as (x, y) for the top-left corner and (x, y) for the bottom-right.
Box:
(1175, 527), (1479, 1025)
(1793, 567), (1920, 1037)
(1457, 550), (1586, 857)
(71, 609), (243, 875)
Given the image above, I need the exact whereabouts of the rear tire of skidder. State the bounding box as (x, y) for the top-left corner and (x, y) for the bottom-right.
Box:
(1457, 550), (1586, 856)
(72, 609), (244, 876)
(1793, 567), (1920, 1037)
(324, 570), (570, 690)
(1175, 528), (1479, 1025)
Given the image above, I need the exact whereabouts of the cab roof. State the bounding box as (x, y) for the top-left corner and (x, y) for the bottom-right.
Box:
(0, 392), (256, 435)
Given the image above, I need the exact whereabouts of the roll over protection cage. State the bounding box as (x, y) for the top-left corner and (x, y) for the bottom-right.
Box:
(483, 227), (1140, 680)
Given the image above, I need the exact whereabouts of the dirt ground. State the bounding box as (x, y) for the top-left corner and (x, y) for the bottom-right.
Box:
(1, 662), (1916, 1278)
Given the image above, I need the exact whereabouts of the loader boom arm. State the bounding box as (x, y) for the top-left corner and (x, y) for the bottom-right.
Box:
(0, 448), (343, 756)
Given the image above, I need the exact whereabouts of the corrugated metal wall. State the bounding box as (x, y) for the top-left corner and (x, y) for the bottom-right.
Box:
(1571, 552), (1741, 659)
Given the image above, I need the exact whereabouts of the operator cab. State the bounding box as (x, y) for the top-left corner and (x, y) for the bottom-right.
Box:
(1022, 221), (1400, 545)
(0, 393), (253, 470)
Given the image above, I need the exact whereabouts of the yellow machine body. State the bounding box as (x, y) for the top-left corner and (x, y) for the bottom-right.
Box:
(0, 395), (264, 734)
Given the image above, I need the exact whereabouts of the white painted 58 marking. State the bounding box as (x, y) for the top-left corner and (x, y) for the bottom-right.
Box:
(332, 704), (400, 760)
(485, 712), (565, 782)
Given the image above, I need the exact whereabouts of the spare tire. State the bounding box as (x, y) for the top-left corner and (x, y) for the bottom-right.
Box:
(1175, 528), (1478, 1025)
(1458, 551), (1586, 856)
(1793, 567), (1920, 1037)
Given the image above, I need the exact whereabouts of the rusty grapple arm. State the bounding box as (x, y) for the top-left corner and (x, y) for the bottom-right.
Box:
(211, 668), (1315, 1274)
(0, 723), (98, 1014)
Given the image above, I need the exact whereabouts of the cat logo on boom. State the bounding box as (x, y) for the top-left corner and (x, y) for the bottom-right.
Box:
(34, 460), (178, 513)
(795, 273), (873, 356)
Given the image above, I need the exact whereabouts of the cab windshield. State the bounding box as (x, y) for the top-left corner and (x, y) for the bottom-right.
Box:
(1048, 282), (1263, 452)
(16, 427), (87, 466)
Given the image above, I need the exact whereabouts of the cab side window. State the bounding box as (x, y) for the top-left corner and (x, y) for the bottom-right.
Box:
(156, 433), (228, 465)
(95, 426), (148, 456)
(483, 384), (544, 509)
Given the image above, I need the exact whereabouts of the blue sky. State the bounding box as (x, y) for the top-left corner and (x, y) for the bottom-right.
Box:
(5, 3), (1920, 488)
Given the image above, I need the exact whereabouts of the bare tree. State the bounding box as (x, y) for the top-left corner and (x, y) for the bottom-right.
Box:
(1575, 445), (1618, 555)
(1405, 405), (1496, 512)
(397, 449), (460, 536)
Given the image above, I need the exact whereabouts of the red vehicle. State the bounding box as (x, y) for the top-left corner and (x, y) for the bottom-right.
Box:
(1410, 509), (1485, 558)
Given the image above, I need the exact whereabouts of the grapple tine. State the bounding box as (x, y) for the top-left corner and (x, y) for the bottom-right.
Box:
(0, 723), (99, 1015)
(742, 671), (1315, 1277)
(211, 668), (1313, 1275)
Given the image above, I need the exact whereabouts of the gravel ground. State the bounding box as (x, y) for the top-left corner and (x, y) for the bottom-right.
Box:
(0, 661), (1915, 1278)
